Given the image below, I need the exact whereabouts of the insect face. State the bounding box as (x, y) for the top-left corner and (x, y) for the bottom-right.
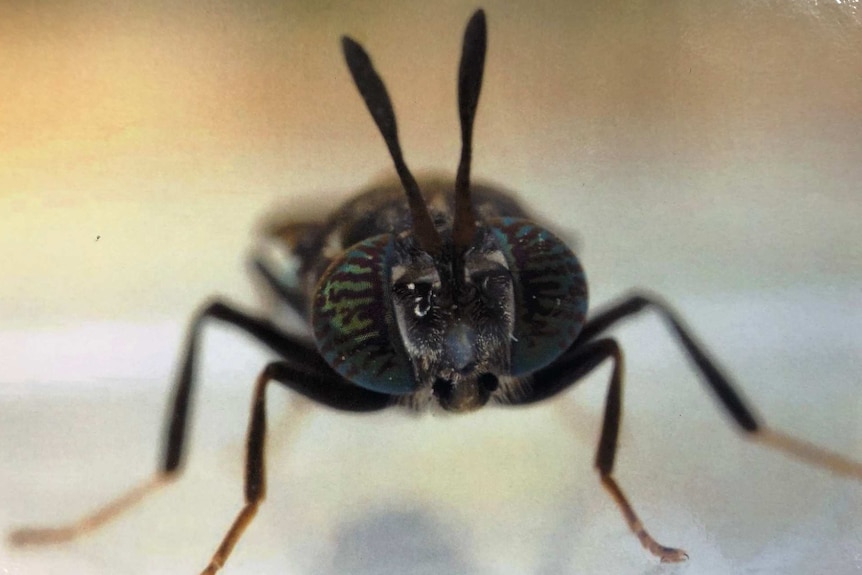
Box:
(389, 228), (516, 412)
(312, 212), (588, 412)
(308, 12), (589, 411)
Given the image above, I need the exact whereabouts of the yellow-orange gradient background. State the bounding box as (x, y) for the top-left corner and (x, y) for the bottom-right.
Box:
(1, 1), (859, 574)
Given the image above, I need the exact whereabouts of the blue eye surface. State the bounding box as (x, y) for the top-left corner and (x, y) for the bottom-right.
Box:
(489, 217), (588, 375)
(312, 234), (416, 394)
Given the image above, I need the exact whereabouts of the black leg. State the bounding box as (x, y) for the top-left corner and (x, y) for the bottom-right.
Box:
(198, 360), (389, 574)
(503, 292), (862, 562)
(561, 291), (759, 432)
(9, 298), (391, 548)
(199, 363), (271, 574)
(525, 338), (688, 561)
(574, 293), (861, 479)
(243, 361), (391, 413)
(164, 297), (353, 474)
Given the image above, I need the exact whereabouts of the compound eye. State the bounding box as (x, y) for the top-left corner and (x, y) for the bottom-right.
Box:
(312, 234), (416, 395)
(488, 217), (589, 375)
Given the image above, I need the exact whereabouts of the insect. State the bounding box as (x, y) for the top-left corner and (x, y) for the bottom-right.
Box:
(9, 8), (860, 574)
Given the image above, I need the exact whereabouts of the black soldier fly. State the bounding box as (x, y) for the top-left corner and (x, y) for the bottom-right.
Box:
(9, 8), (861, 575)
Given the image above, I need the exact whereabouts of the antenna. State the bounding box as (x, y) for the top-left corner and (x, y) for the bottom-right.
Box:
(342, 36), (443, 256)
(452, 10), (487, 253)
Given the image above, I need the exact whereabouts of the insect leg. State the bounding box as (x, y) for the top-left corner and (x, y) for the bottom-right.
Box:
(162, 298), (329, 474)
(199, 363), (272, 575)
(573, 291), (759, 431)
(574, 292), (861, 479)
(8, 475), (170, 546)
(8, 298), (371, 547)
(198, 360), (389, 574)
(529, 338), (688, 561)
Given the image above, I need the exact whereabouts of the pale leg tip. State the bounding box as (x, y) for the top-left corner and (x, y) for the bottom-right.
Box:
(658, 546), (689, 563)
(7, 527), (66, 546)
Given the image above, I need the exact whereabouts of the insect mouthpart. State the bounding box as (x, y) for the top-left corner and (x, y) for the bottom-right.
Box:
(433, 372), (499, 413)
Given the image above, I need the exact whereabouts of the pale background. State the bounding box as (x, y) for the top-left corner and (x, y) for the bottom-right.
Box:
(0, 1), (860, 574)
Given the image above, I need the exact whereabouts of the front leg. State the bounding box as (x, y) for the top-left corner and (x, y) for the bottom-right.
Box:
(526, 337), (688, 561)
(200, 360), (391, 574)
(199, 364), (271, 575)
(9, 298), (390, 549)
(506, 292), (861, 562)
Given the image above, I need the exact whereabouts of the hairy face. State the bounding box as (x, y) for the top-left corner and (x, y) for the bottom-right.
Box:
(390, 231), (514, 412)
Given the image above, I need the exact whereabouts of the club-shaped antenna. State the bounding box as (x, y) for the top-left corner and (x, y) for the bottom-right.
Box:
(452, 9), (487, 254)
(342, 36), (443, 256)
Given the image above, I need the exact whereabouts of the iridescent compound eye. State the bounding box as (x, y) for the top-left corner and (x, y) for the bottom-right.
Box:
(488, 217), (588, 375)
(312, 234), (416, 394)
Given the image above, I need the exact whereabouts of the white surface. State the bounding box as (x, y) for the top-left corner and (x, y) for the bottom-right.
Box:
(1, 1), (860, 574)
(1, 290), (859, 575)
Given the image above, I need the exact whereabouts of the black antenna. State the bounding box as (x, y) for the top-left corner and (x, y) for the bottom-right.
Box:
(452, 9), (487, 253)
(342, 36), (443, 256)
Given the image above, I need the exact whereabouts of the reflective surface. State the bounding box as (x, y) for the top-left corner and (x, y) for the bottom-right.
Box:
(1, 1), (860, 574)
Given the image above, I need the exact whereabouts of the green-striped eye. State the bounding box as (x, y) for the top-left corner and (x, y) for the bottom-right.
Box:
(312, 234), (415, 394)
(489, 217), (588, 375)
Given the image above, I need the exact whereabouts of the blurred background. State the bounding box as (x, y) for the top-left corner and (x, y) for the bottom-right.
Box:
(1, 1), (859, 574)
